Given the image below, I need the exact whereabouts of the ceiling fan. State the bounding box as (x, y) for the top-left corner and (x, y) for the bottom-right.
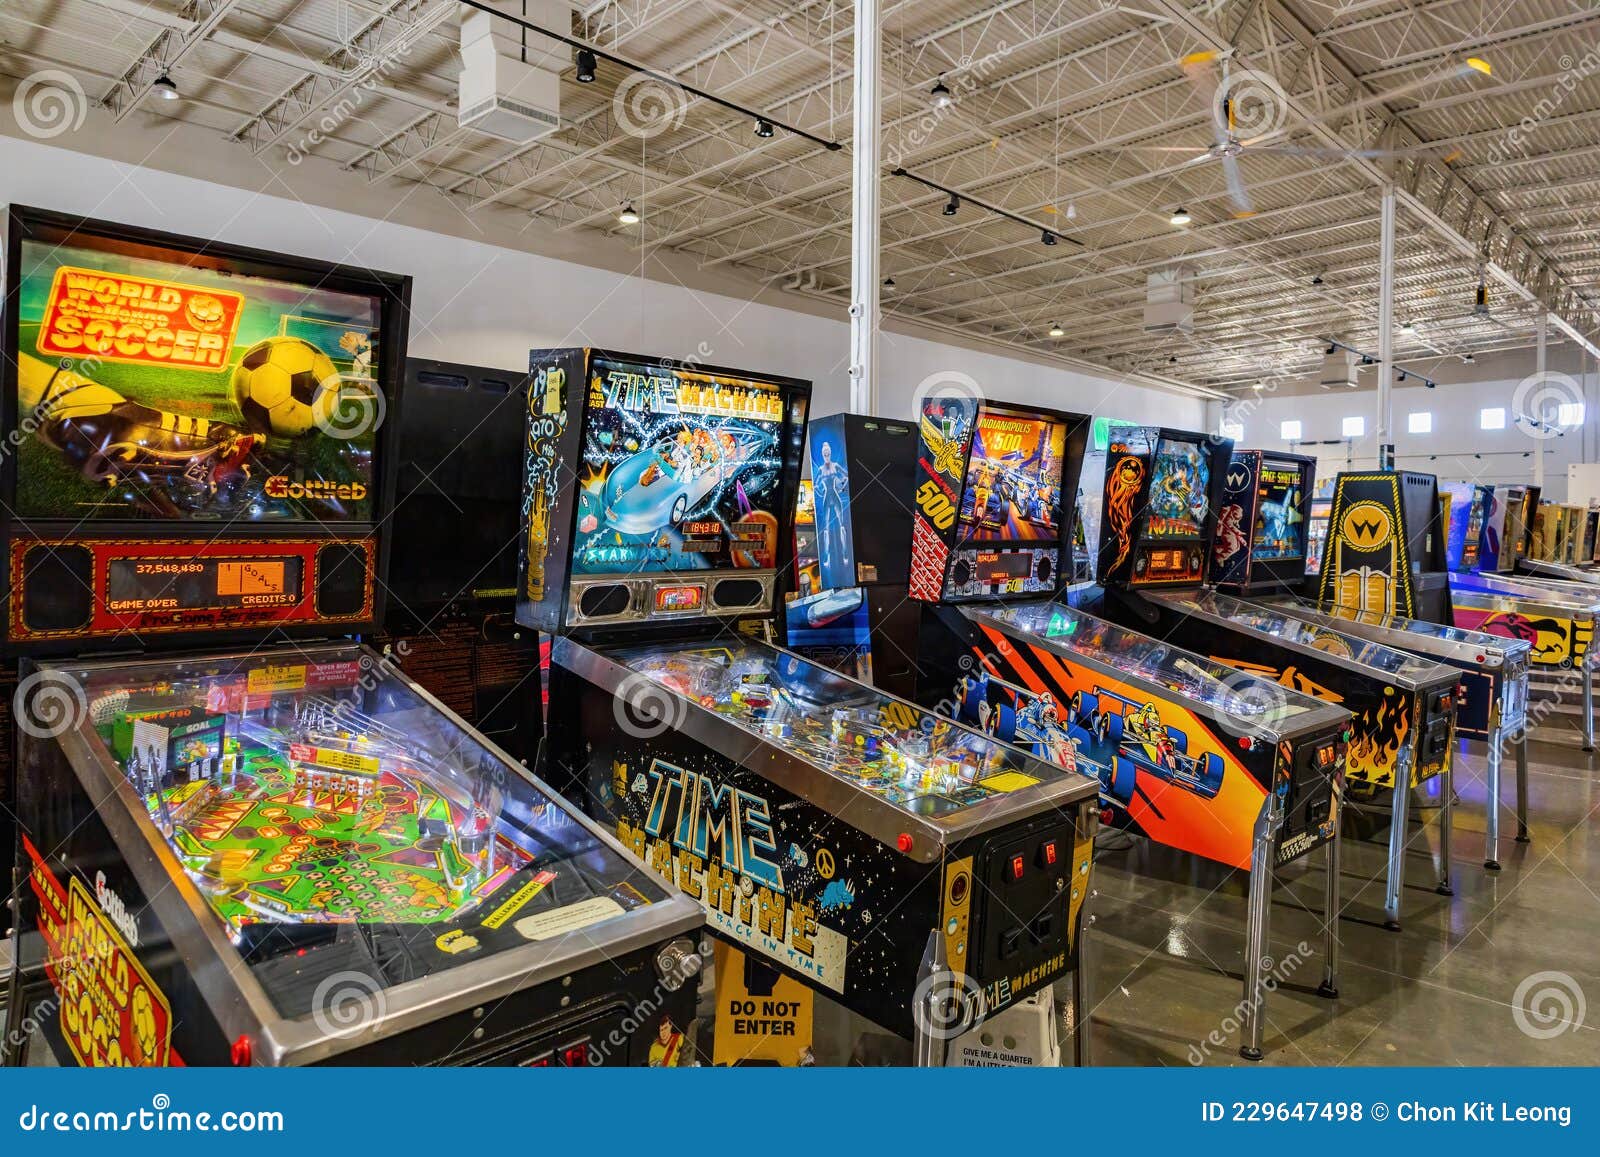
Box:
(1115, 50), (1494, 217)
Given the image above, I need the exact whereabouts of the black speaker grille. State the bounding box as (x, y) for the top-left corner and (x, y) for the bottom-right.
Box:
(21, 544), (95, 633)
(315, 543), (370, 618)
(712, 577), (764, 609)
(579, 584), (632, 619)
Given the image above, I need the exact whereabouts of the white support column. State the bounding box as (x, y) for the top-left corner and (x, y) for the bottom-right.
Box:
(1535, 311), (1549, 491)
(848, 0), (880, 415)
(1376, 183), (1396, 470)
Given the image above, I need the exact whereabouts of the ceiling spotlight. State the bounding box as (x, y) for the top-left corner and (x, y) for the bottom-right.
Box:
(1311, 274), (1324, 286)
(1252, 382), (1266, 391)
(1048, 323), (1065, 337)
(753, 118), (775, 139)
(943, 193), (960, 216)
(617, 203), (640, 224)
(1398, 370), (1407, 381)
(1325, 343), (1337, 355)
(1360, 355), (1374, 365)
(1462, 352), (1476, 364)
(1169, 356), (1179, 364)
(1041, 230), (1057, 246)
(152, 72), (180, 101)
(883, 277), (896, 290)
(930, 77), (953, 108)
(575, 49), (597, 83)
(1169, 207), (1191, 225)
(1400, 319), (1415, 332)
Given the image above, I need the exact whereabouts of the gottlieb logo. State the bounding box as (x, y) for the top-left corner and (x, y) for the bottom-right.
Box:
(266, 476), (368, 502)
(1340, 501), (1392, 549)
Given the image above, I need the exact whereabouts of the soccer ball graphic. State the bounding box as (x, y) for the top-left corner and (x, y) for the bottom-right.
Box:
(231, 337), (341, 437)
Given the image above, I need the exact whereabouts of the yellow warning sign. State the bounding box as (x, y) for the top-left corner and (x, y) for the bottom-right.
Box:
(711, 941), (814, 1066)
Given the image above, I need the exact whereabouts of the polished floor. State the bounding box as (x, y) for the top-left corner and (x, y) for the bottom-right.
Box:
(1088, 716), (1600, 1066)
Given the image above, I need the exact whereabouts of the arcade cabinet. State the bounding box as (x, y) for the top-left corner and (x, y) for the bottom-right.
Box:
(1212, 449), (1316, 597)
(789, 411), (922, 698)
(1486, 485), (1540, 575)
(2, 209), (702, 1067)
(910, 401), (1350, 1060)
(1442, 482), (1493, 576)
(1318, 470), (1453, 624)
(1076, 433), (1461, 931)
(380, 357), (544, 764)
(524, 350), (1103, 1065)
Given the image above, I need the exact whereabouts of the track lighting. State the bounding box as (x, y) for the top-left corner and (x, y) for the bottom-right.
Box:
(1169, 207), (1191, 225)
(930, 77), (953, 109)
(574, 49), (597, 82)
(152, 72), (180, 101)
(1463, 353), (1476, 364)
(753, 118), (774, 139)
(943, 193), (959, 216)
(617, 203), (640, 224)
(1041, 230), (1057, 246)
(1048, 323), (1065, 337)
(1398, 370), (1407, 381)
(1326, 343), (1337, 355)
(883, 277), (896, 290)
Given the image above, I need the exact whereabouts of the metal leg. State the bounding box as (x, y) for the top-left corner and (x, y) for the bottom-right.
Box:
(1584, 663), (1595, 752)
(1515, 730), (1531, 843)
(1317, 828), (1342, 999)
(912, 930), (950, 1068)
(1383, 756), (1412, 931)
(1071, 906), (1094, 1068)
(1436, 758), (1454, 896)
(1485, 728), (1503, 871)
(1239, 818), (1276, 1061)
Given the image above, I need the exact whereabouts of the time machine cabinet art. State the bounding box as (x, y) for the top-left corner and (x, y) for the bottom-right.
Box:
(515, 347), (810, 640)
(13, 646), (703, 1067)
(549, 637), (1100, 1046)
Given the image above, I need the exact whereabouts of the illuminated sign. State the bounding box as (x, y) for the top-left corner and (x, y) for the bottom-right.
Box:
(37, 266), (244, 370)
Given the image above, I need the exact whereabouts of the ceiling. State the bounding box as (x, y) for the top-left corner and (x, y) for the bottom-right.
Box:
(5, 0), (1600, 395)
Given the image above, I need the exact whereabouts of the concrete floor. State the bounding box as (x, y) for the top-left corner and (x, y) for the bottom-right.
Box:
(1087, 721), (1600, 1066)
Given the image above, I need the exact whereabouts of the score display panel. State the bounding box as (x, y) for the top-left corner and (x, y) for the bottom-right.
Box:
(908, 396), (1089, 604)
(516, 348), (811, 639)
(1, 207), (411, 654)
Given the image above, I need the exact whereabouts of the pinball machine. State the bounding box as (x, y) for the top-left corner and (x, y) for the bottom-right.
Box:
(523, 350), (1103, 1065)
(1075, 436), (1462, 932)
(1, 209), (703, 1067)
(1446, 490), (1600, 753)
(1226, 462), (1531, 871)
(909, 400), (1350, 1061)
(786, 411), (922, 698)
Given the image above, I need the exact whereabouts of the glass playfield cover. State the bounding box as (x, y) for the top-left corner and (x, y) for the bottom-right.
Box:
(38, 644), (670, 1020)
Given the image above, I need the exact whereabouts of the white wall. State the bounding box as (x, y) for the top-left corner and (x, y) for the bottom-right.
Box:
(0, 135), (1201, 430)
(1214, 349), (1599, 502)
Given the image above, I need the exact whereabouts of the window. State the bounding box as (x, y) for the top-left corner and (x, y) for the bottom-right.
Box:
(1280, 419), (1303, 441)
(1219, 419), (1244, 441)
(1408, 411), (1433, 434)
(1480, 407), (1506, 430)
(1559, 401), (1586, 427)
(1342, 416), (1365, 437)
